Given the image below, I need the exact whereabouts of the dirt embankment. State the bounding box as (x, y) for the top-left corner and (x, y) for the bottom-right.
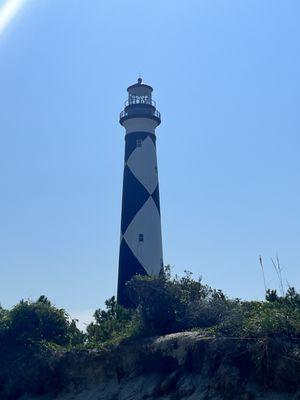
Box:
(23, 331), (300, 400)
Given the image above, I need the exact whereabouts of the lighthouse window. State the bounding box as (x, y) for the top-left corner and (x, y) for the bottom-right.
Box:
(136, 139), (142, 148)
(138, 233), (144, 242)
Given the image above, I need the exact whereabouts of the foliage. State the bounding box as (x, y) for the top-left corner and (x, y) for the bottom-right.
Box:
(85, 267), (300, 342)
(125, 267), (239, 336)
(1, 269), (300, 398)
(86, 296), (137, 345)
(0, 296), (85, 399)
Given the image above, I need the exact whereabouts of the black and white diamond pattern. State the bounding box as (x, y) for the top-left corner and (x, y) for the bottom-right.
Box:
(126, 136), (158, 195)
(118, 131), (163, 304)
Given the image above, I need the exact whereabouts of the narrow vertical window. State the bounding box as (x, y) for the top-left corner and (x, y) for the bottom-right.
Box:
(136, 139), (142, 148)
(138, 233), (144, 242)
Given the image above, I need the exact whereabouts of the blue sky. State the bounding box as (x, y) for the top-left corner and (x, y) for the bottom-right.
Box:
(0, 0), (299, 327)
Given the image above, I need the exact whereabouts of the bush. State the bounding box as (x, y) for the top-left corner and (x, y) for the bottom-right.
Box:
(86, 296), (138, 345)
(124, 268), (300, 340)
(0, 296), (84, 399)
(1, 270), (300, 398)
(126, 268), (236, 335)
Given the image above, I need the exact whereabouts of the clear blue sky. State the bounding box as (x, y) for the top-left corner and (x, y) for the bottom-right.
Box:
(1, 0), (299, 326)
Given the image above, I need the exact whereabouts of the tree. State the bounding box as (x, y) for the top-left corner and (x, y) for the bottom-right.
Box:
(87, 296), (134, 344)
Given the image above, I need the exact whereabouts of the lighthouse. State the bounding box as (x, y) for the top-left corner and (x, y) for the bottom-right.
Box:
(117, 78), (163, 307)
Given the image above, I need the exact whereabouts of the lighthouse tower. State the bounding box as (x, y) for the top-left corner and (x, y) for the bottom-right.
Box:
(117, 78), (163, 306)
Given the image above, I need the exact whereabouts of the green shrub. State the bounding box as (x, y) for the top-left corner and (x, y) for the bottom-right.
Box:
(1, 270), (300, 398)
(125, 268), (300, 340)
(86, 296), (138, 345)
(0, 296), (84, 399)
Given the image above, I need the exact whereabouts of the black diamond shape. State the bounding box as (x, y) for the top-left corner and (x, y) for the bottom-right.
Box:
(121, 165), (150, 234)
(117, 238), (147, 307)
(125, 131), (156, 162)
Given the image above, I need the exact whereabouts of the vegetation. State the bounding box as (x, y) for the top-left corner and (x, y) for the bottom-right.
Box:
(0, 267), (300, 398)
(85, 268), (300, 342)
(0, 296), (84, 399)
